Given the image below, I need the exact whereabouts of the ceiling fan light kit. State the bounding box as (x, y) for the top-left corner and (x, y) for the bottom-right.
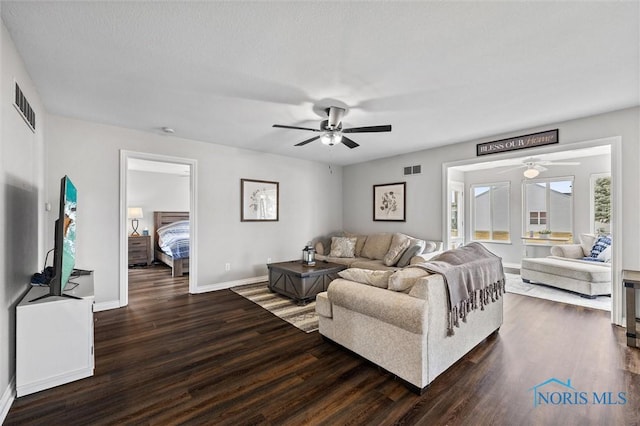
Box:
(272, 105), (391, 149)
(523, 167), (540, 179)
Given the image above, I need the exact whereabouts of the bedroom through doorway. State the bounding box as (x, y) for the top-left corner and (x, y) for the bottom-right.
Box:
(120, 151), (198, 308)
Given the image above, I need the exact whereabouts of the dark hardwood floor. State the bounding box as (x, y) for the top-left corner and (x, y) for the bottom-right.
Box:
(6, 265), (640, 425)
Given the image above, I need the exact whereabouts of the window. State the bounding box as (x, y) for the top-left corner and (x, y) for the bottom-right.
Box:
(523, 177), (573, 240)
(590, 173), (611, 235)
(471, 182), (510, 242)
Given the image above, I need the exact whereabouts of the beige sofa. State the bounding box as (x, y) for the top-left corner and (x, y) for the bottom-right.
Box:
(520, 234), (611, 298)
(316, 266), (504, 393)
(314, 232), (442, 271)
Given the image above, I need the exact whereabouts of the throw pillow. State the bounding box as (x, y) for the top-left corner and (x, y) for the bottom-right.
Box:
(588, 235), (612, 259)
(329, 237), (357, 258)
(361, 233), (394, 260)
(383, 233), (411, 266)
(579, 234), (597, 257)
(344, 232), (368, 257)
(423, 240), (439, 254)
(597, 245), (612, 262)
(338, 268), (393, 289)
(396, 240), (426, 267)
(388, 267), (430, 291)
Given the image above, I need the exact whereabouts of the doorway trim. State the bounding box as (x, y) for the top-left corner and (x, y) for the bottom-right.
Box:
(442, 136), (622, 326)
(119, 150), (198, 307)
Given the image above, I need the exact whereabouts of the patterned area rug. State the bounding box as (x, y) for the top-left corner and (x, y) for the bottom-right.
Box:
(231, 282), (319, 333)
(504, 273), (611, 311)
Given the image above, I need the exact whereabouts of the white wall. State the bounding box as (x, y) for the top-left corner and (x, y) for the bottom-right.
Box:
(343, 107), (639, 270)
(45, 115), (343, 305)
(0, 20), (45, 418)
(127, 169), (190, 236)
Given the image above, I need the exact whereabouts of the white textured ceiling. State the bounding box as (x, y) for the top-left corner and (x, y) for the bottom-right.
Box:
(2, 1), (638, 166)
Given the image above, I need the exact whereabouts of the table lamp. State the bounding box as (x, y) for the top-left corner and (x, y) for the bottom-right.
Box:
(128, 207), (143, 236)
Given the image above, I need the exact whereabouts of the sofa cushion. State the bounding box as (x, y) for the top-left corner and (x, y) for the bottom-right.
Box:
(329, 237), (357, 258)
(521, 257), (611, 283)
(351, 259), (398, 271)
(383, 233), (411, 266)
(361, 233), (394, 260)
(550, 244), (584, 259)
(327, 279), (426, 334)
(338, 268), (393, 289)
(396, 239), (426, 267)
(388, 267), (431, 292)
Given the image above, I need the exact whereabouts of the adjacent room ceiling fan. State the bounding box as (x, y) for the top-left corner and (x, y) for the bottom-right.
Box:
(501, 157), (581, 178)
(272, 106), (391, 149)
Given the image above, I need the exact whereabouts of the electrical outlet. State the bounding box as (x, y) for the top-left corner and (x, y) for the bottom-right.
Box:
(225, 263), (230, 271)
(267, 257), (272, 264)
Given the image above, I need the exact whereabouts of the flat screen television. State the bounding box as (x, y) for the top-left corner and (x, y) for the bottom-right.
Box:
(31, 175), (81, 302)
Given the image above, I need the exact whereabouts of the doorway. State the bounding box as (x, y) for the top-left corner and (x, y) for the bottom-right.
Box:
(443, 137), (621, 325)
(119, 151), (198, 307)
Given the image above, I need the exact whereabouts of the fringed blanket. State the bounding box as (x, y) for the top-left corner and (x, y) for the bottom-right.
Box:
(410, 242), (505, 335)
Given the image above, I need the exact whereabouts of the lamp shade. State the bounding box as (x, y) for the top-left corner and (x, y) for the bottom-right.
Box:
(128, 207), (144, 219)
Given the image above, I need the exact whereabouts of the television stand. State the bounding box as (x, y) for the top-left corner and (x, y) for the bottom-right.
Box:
(16, 273), (95, 397)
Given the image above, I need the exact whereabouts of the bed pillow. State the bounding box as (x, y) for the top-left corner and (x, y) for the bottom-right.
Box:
(338, 268), (393, 288)
(329, 237), (357, 258)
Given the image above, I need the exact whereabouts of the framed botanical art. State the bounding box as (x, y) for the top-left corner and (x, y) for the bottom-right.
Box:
(241, 179), (279, 222)
(373, 182), (406, 222)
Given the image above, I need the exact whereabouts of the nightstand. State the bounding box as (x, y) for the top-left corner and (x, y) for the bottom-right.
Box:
(128, 235), (152, 266)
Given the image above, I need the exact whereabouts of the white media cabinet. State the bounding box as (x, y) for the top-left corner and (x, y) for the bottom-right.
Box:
(16, 273), (95, 397)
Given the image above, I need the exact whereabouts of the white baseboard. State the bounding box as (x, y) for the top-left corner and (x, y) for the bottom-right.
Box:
(93, 300), (121, 312)
(194, 275), (268, 293)
(0, 376), (15, 424)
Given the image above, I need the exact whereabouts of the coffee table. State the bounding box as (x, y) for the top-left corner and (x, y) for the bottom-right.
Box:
(267, 260), (347, 305)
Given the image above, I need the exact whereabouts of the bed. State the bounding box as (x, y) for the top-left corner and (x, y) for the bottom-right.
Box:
(153, 211), (190, 277)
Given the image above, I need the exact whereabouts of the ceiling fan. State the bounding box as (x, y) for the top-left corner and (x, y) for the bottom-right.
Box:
(501, 157), (581, 178)
(272, 106), (391, 149)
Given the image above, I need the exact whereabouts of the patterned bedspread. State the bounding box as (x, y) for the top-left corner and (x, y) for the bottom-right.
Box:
(157, 220), (190, 259)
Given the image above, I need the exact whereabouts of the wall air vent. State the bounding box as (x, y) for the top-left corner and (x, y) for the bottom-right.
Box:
(14, 81), (36, 132)
(403, 164), (422, 176)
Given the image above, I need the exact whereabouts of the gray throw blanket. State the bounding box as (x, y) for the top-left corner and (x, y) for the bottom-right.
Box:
(410, 242), (505, 335)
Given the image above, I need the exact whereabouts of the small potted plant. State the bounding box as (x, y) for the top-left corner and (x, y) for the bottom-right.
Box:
(538, 229), (552, 239)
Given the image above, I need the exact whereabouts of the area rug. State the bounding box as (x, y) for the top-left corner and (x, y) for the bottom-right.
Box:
(504, 273), (611, 311)
(231, 282), (318, 333)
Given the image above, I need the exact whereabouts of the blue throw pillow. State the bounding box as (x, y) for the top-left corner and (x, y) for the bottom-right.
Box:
(588, 235), (612, 259)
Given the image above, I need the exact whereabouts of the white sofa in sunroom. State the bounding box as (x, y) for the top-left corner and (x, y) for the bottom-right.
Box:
(520, 233), (612, 298)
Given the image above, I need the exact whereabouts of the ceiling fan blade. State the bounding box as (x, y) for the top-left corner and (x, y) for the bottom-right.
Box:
(273, 124), (320, 132)
(496, 165), (526, 174)
(543, 161), (581, 166)
(294, 136), (320, 146)
(343, 125), (392, 133)
(341, 136), (359, 149)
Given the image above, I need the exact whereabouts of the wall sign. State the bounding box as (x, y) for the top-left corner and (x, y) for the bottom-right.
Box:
(476, 129), (559, 156)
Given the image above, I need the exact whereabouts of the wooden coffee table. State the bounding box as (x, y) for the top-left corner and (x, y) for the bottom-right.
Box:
(267, 260), (347, 305)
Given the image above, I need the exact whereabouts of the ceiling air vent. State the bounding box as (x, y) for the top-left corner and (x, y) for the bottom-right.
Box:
(14, 81), (36, 132)
(403, 164), (422, 176)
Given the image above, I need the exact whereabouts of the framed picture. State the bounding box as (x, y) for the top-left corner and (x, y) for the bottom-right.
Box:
(241, 179), (279, 222)
(373, 182), (406, 221)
